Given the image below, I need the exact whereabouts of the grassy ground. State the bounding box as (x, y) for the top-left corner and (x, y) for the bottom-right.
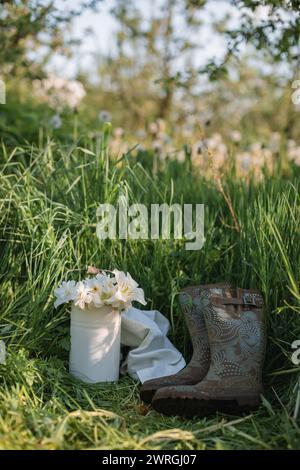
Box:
(0, 136), (300, 449)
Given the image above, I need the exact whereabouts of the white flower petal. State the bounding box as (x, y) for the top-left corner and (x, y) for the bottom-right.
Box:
(133, 287), (146, 305)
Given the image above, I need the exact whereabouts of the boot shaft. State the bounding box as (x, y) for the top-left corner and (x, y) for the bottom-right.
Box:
(179, 283), (233, 366)
(140, 283), (233, 403)
(204, 287), (265, 389)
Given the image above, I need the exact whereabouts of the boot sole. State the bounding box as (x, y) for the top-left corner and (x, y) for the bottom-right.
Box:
(152, 395), (260, 417)
(140, 388), (156, 405)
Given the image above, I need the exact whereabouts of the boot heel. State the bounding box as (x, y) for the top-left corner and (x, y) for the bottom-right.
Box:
(237, 395), (260, 408)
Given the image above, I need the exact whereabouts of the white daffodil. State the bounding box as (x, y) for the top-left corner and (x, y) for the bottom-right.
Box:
(74, 281), (93, 310)
(85, 273), (117, 307)
(0, 340), (6, 364)
(53, 270), (146, 311)
(99, 275), (118, 306)
(54, 280), (77, 308)
(85, 274), (105, 307)
(112, 270), (146, 309)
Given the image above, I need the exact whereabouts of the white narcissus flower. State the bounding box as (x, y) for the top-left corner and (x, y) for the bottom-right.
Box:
(54, 280), (77, 308)
(54, 270), (146, 311)
(0, 340), (6, 364)
(112, 270), (146, 309)
(99, 275), (118, 306)
(85, 273), (117, 308)
(74, 281), (93, 310)
(85, 273), (106, 307)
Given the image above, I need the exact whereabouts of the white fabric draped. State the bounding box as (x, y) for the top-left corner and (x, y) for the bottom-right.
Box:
(121, 307), (186, 383)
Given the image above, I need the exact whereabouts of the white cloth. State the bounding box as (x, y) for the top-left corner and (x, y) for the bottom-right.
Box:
(121, 307), (186, 384)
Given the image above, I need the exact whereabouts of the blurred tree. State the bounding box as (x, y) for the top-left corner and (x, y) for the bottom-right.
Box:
(88, 0), (300, 131)
(1, 0), (299, 145)
(0, 0), (100, 144)
(0, 0), (99, 79)
(198, 54), (299, 141)
(195, 0), (300, 78)
(230, 1), (300, 63)
(90, 0), (204, 127)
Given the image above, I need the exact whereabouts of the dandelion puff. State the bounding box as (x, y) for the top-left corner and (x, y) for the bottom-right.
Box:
(49, 114), (62, 129)
(99, 110), (112, 122)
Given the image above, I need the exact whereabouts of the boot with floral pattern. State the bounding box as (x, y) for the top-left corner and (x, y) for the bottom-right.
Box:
(140, 283), (233, 404)
(152, 288), (265, 416)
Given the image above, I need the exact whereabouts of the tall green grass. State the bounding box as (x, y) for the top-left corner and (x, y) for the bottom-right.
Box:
(0, 136), (299, 449)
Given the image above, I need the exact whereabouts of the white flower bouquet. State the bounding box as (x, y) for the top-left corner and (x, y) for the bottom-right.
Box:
(54, 269), (146, 311)
(54, 269), (146, 383)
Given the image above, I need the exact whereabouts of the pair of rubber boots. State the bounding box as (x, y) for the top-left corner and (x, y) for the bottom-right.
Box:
(140, 283), (265, 417)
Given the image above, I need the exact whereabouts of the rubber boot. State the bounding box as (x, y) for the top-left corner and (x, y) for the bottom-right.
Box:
(139, 283), (233, 404)
(152, 288), (265, 417)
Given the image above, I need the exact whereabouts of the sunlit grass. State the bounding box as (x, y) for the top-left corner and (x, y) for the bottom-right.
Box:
(0, 137), (300, 449)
